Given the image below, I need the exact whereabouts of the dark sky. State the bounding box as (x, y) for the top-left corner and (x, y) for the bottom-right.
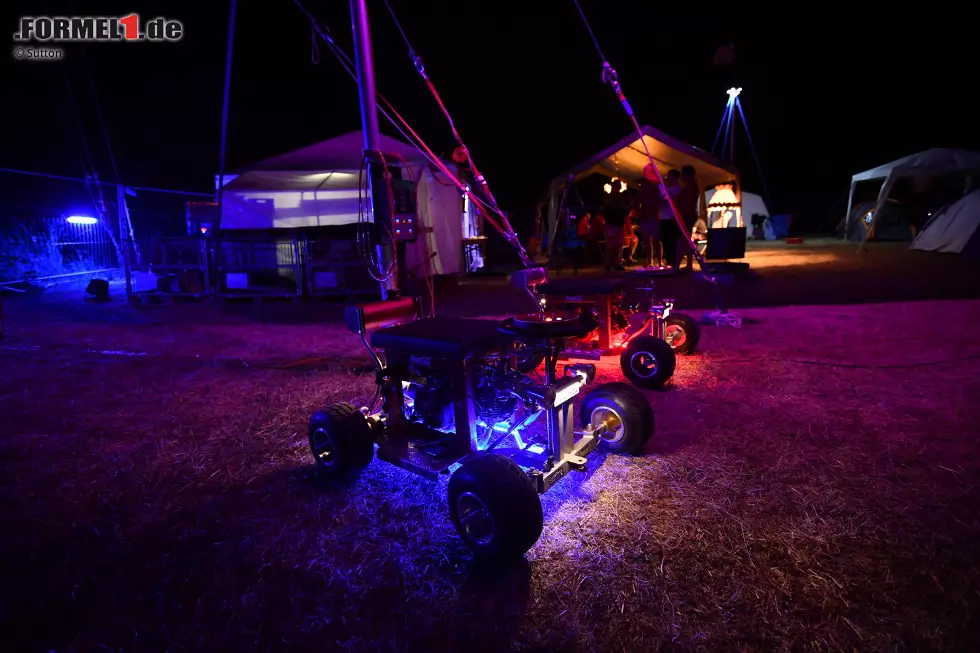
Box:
(3, 1), (977, 231)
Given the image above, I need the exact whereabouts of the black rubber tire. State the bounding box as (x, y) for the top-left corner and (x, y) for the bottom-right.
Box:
(448, 454), (543, 562)
(580, 382), (654, 454)
(308, 402), (374, 479)
(620, 335), (676, 388)
(665, 312), (700, 355)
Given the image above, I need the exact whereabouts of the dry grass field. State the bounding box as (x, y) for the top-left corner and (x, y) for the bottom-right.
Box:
(2, 289), (979, 652)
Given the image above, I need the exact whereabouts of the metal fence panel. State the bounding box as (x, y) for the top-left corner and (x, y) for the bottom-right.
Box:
(214, 237), (303, 297)
(0, 213), (119, 283)
(129, 238), (210, 297)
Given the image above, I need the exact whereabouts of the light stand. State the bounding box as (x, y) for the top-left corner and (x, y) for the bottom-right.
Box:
(711, 87), (773, 214)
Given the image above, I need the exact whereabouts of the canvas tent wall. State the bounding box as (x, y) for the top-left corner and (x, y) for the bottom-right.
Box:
(703, 188), (768, 236)
(910, 189), (980, 257)
(844, 148), (980, 242)
(218, 131), (475, 276)
(546, 126), (739, 253)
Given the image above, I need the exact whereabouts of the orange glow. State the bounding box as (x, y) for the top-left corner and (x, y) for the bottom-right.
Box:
(708, 184), (742, 228)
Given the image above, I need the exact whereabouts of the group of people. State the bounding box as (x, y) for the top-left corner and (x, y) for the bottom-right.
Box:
(565, 164), (705, 273)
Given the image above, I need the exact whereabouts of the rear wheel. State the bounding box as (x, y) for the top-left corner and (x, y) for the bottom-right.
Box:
(581, 382), (654, 454)
(665, 312), (700, 355)
(620, 335), (676, 388)
(448, 454), (543, 562)
(308, 403), (374, 480)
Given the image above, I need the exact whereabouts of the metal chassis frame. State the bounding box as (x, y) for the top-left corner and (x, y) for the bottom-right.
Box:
(620, 297), (673, 349)
(368, 338), (598, 494)
(541, 286), (679, 355)
(529, 344), (598, 493)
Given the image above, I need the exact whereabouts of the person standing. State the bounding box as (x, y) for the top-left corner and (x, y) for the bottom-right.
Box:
(588, 211), (606, 264)
(623, 209), (639, 264)
(676, 165), (704, 271)
(602, 185), (628, 272)
(659, 169), (683, 269)
(638, 164), (662, 268)
(577, 212), (592, 240)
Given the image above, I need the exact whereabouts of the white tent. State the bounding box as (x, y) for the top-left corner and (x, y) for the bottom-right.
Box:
(217, 132), (477, 275)
(703, 187), (769, 238)
(704, 188), (768, 221)
(844, 148), (980, 241)
(910, 189), (980, 256)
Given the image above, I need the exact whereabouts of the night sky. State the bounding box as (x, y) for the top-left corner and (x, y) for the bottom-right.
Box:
(3, 1), (976, 232)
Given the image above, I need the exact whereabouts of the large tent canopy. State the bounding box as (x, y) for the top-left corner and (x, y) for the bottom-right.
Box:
(555, 125), (739, 189)
(845, 148), (980, 240)
(239, 131), (430, 171)
(546, 126), (738, 251)
(218, 131), (473, 275)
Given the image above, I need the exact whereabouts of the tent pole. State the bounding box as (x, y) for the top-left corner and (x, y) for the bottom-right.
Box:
(117, 185), (134, 299)
(351, 0), (396, 299)
(843, 180), (856, 237)
(215, 0), (237, 236)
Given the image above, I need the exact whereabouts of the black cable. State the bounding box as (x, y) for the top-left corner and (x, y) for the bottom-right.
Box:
(62, 62), (114, 249)
(62, 65), (97, 180)
(375, 0), (531, 266)
(381, 0), (418, 66)
(571, 0), (609, 63)
(79, 45), (120, 186)
(570, 0), (727, 314)
(356, 155), (396, 282)
(295, 2), (512, 233)
(294, 0), (530, 267)
(0, 168), (210, 196)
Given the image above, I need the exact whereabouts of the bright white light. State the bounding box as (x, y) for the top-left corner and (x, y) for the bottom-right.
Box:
(554, 377), (585, 406)
(603, 178), (627, 194)
(66, 216), (97, 225)
(727, 87), (742, 98)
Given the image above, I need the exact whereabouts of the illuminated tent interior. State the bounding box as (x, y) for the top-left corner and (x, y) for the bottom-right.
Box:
(844, 148), (980, 243)
(217, 131), (477, 275)
(703, 187), (769, 234)
(547, 126), (739, 250)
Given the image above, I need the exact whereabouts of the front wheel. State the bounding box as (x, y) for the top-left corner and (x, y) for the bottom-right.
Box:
(620, 335), (676, 388)
(448, 454), (543, 562)
(665, 312), (700, 355)
(581, 382), (654, 454)
(308, 403), (374, 480)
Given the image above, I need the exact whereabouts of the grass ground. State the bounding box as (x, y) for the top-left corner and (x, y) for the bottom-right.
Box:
(2, 286), (979, 652)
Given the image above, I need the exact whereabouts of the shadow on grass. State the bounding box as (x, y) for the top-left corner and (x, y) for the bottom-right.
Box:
(0, 457), (536, 653)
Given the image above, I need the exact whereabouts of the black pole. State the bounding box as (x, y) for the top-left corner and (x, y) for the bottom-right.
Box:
(351, 0), (396, 299)
(215, 0), (237, 237)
